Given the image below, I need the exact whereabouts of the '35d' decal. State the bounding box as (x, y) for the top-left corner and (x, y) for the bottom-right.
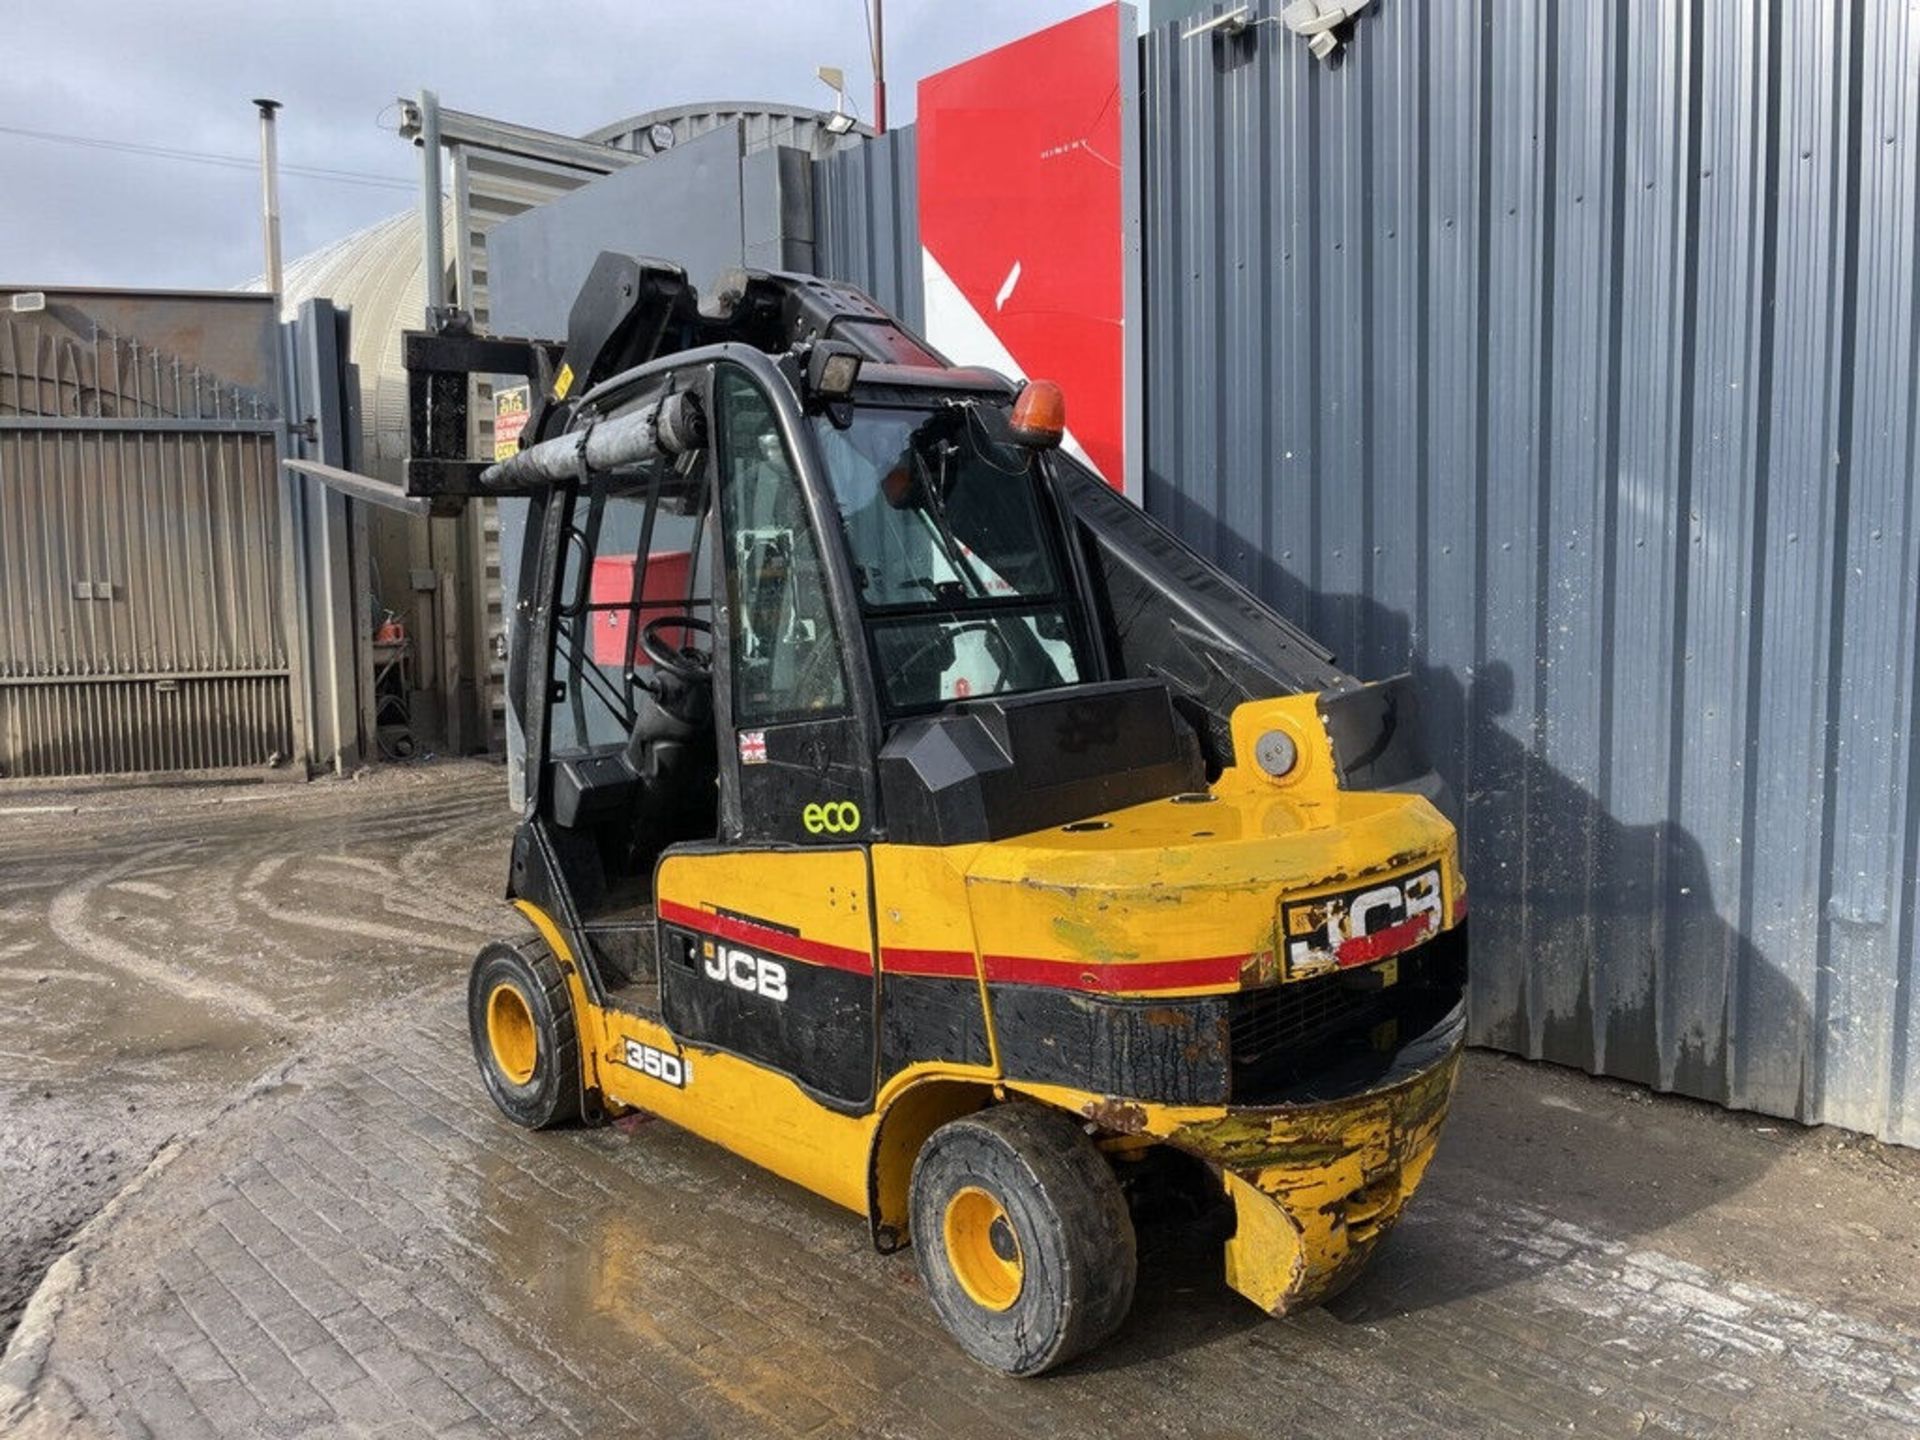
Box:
(621, 1038), (690, 1087)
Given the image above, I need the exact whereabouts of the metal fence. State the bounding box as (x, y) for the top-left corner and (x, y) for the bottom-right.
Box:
(815, 1), (1920, 1144)
(0, 289), (378, 781)
(0, 306), (294, 776)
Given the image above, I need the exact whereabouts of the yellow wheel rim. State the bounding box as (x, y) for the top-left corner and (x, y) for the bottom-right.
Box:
(486, 982), (538, 1085)
(943, 1186), (1024, 1311)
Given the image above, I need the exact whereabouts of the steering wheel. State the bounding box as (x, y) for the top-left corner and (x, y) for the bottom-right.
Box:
(639, 614), (714, 680)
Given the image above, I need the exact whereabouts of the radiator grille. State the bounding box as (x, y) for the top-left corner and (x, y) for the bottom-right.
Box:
(1228, 928), (1467, 1101)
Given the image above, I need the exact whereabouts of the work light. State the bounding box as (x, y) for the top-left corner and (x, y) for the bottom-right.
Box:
(806, 342), (864, 401)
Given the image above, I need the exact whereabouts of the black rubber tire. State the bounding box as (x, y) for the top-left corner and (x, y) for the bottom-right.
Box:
(909, 1103), (1137, 1376)
(467, 937), (582, 1130)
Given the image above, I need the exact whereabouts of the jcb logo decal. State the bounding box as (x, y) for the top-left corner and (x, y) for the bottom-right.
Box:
(1282, 866), (1443, 979)
(802, 801), (861, 835)
(700, 940), (789, 1002)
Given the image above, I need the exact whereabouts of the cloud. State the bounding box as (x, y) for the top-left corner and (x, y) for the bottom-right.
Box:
(0, 0), (1100, 289)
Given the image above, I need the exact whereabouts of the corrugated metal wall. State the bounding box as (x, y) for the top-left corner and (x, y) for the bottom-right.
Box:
(814, 128), (925, 335)
(0, 307), (294, 777)
(816, 3), (1920, 1144)
(1142, 0), (1919, 1143)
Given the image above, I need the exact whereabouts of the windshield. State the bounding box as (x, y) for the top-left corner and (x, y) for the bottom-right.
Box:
(813, 401), (1085, 712)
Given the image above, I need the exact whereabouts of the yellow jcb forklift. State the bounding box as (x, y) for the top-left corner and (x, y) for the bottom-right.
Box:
(333, 256), (1468, 1375)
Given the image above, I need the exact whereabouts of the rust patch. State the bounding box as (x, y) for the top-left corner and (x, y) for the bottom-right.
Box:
(1082, 1098), (1150, 1135)
(1142, 1006), (1193, 1030)
(1240, 949), (1283, 986)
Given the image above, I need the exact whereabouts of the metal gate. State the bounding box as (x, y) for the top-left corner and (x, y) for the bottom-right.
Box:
(0, 304), (294, 778)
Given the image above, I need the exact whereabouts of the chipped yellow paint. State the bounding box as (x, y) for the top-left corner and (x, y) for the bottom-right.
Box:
(1009, 1038), (1463, 1315)
(1221, 1170), (1305, 1312)
(957, 696), (1459, 997)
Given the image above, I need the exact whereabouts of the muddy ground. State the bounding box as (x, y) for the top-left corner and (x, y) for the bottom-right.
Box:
(1, 762), (1918, 1437)
(0, 761), (514, 1344)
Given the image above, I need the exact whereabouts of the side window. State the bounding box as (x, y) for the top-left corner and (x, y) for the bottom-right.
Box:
(549, 491), (645, 757)
(547, 469), (707, 757)
(716, 370), (847, 724)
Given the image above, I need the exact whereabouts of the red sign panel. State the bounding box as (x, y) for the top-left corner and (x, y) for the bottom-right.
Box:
(917, 3), (1136, 492)
(588, 551), (692, 666)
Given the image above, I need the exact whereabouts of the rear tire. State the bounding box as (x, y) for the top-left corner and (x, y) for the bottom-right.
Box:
(909, 1103), (1137, 1376)
(467, 938), (581, 1129)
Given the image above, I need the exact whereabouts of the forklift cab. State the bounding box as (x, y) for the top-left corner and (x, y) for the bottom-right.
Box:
(509, 344), (1170, 1106)
(509, 352), (871, 1033)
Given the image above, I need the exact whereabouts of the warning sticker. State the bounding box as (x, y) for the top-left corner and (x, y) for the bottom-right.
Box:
(494, 385), (530, 462)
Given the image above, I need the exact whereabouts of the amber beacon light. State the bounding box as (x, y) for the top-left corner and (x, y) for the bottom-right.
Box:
(1009, 379), (1066, 448)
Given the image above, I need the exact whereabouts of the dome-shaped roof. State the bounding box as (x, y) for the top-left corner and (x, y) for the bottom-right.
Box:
(586, 100), (869, 158)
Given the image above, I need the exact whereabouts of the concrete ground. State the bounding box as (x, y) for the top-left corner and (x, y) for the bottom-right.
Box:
(1, 765), (1918, 1438)
(0, 761), (514, 1346)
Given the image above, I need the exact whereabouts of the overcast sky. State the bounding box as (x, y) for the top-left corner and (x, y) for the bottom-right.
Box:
(1, 0), (1100, 290)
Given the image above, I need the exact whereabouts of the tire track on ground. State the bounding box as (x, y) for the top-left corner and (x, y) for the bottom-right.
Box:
(387, 808), (515, 935)
(239, 855), (481, 956)
(307, 828), (503, 937)
(45, 844), (285, 1026)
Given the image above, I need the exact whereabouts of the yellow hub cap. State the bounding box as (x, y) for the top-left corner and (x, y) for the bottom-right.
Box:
(486, 982), (538, 1085)
(943, 1186), (1024, 1311)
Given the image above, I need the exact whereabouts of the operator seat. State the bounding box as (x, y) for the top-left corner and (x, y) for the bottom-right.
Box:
(625, 664), (718, 877)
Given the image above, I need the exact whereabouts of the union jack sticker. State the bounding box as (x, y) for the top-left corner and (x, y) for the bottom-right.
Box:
(738, 729), (768, 765)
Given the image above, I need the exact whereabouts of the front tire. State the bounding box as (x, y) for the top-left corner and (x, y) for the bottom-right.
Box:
(467, 938), (581, 1129)
(909, 1103), (1137, 1376)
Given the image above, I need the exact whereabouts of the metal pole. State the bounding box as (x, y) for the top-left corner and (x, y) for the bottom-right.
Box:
(418, 89), (447, 319)
(252, 99), (284, 298)
(871, 0), (887, 135)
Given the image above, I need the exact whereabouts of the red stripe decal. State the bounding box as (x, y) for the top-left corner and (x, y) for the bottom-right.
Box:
(657, 905), (1249, 994)
(1335, 913), (1437, 969)
(656, 900), (871, 976)
(979, 951), (1244, 993)
(882, 944), (1245, 993)
(879, 947), (978, 980)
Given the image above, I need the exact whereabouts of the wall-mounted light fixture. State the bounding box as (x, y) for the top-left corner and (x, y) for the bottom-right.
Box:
(1180, 2), (1371, 65)
(818, 65), (859, 136)
(1181, 5), (1252, 40)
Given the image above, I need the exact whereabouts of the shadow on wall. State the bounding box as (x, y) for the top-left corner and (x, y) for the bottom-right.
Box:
(1056, 492), (1813, 1339)
(1151, 489), (1813, 1120)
